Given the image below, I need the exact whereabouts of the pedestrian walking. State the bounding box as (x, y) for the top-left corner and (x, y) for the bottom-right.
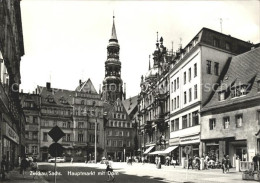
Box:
(188, 156), (193, 169)
(1, 155), (7, 181)
(105, 157), (115, 182)
(141, 156), (145, 165)
(20, 156), (28, 178)
(31, 158), (38, 179)
(222, 155), (227, 174)
(195, 156), (200, 170)
(171, 157), (176, 168)
(226, 155), (231, 173)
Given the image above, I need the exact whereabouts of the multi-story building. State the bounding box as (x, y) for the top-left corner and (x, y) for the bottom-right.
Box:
(138, 36), (173, 163)
(105, 98), (134, 161)
(73, 79), (104, 162)
(201, 46), (260, 166)
(0, 0), (25, 168)
(168, 28), (253, 164)
(19, 92), (41, 160)
(38, 83), (74, 161)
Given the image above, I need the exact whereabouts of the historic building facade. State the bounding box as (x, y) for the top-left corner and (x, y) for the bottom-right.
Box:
(19, 92), (41, 160)
(138, 35), (173, 163)
(0, 0), (25, 168)
(168, 28), (253, 164)
(73, 79), (104, 162)
(38, 83), (74, 161)
(201, 47), (260, 166)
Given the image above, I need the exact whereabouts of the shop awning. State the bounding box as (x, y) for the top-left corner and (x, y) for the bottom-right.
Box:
(143, 146), (155, 154)
(149, 151), (164, 155)
(158, 146), (178, 155)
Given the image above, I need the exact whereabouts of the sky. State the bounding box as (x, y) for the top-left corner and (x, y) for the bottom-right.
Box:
(20, 0), (260, 98)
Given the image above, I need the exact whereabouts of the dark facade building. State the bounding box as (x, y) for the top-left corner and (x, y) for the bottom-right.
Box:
(19, 92), (41, 160)
(38, 83), (74, 161)
(0, 0), (25, 169)
(201, 47), (260, 167)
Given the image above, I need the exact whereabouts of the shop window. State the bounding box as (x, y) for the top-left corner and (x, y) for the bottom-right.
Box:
(236, 114), (243, 127)
(223, 117), (230, 129)
(209, 118), (216, 130)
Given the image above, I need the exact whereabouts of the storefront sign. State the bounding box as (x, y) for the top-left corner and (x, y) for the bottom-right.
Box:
(169, 138), (180, 146)
(4, 123), (19, 144)
(180, 135), (200, 145)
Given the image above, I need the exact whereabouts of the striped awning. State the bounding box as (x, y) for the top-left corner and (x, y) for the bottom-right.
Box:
(143, 146), (155, 154)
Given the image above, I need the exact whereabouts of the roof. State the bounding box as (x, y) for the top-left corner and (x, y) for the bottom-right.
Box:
(75, 78), (98, 94)
(110, 16), (117, 41)
(202, 47), (260, 112)
(122, 95), (138, 115)
(38, 85), (75, 107)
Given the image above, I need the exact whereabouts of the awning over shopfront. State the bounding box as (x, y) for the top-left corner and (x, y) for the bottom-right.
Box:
(149, 151), (164, 155)
(143, 146), (155, 154)
(159, 146), (178, 155)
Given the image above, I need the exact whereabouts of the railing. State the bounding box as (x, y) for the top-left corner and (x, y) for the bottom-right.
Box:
(240, 161), (254, 171)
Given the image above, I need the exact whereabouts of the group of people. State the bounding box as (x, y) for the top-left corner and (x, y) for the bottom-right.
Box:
(188, 155), (201, 170)
(1, 155), (38, 181)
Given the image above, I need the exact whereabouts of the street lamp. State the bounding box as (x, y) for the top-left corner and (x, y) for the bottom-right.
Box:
(92, 101), (97, 164)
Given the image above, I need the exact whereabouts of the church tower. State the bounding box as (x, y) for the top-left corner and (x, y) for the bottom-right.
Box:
(102, 15), (124, 104)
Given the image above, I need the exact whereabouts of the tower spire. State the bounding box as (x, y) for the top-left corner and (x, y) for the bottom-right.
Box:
(111, 13), (117, 40)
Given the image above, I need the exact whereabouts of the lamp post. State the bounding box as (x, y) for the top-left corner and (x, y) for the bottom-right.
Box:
(92, 101), (97, 164)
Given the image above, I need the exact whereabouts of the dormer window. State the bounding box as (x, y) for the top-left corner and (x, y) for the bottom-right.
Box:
(218, 91), (226, 101)
(231, 85), (248, 98)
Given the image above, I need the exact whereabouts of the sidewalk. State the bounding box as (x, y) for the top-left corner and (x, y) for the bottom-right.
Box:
(1, 168), (48, 183)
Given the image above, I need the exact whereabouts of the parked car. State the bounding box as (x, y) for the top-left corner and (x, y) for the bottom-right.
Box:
(48, 157), (65, 163)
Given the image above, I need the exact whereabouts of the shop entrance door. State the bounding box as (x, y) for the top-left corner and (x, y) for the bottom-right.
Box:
(236, 148), (247, 161)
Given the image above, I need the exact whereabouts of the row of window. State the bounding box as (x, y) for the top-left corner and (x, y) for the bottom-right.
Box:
(107, 130), (130, 137)
(25, 145), (38, 154)
(213, 38), (231, 51)
(26, 116), (38, 124)
(206, 60), (219, 75)
(25, 131), (38, 140)
(209, 114), (243, 130)
(171, 84), (198, 111)
(41, 120), (72, 128)
(41, 108), (71, 116)
(77, 122), (100, 130)
(171, 111), (199, 131)
(106, 140), (131, 147)
(184, 63), (197, 85)
(113, 113), (126, 119)
(109, 121), (131, 128)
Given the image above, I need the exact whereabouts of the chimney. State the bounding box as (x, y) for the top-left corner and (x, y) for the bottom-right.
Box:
(79, 80), (82, 86)
(35, 88), (38, 94)
(46, 82), (51, 90)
